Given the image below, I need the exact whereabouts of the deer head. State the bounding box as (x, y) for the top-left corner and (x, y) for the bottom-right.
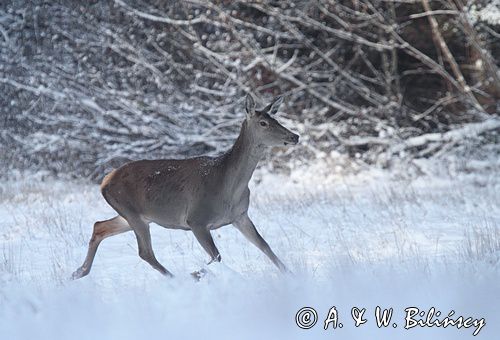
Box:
(244, 94), (299, 147)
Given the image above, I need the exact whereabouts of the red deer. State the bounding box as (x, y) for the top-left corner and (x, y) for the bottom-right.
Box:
(72, 94), (299, 279)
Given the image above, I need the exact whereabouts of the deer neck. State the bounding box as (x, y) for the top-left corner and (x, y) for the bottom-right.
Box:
(224, 120), (265, 193)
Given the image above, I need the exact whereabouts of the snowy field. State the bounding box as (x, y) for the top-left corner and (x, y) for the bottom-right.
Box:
(0, 165), (499, 340)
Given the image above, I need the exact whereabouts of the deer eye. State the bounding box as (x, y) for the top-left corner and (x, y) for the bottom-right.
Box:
(259, 121), (268, 127)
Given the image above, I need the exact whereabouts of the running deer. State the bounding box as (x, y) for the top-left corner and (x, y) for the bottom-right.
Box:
(72, 94), (299, 279)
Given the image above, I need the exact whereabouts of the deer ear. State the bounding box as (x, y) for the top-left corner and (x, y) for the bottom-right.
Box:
(266, 95), (284, 115)
(245, 93), (256, 117)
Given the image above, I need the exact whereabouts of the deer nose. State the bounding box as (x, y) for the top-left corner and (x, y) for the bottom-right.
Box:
(284, 133), (299, 146)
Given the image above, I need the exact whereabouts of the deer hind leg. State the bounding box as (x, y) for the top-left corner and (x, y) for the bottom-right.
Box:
(72, 215), (131, 279)
(128, 216), (174, 277)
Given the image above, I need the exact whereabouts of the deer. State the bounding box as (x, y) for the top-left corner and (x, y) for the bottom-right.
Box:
(72, 94), (299, 279)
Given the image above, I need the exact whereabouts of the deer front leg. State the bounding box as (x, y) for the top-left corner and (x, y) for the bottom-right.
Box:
(189, 225), (222, 280)
(190, 225), (221, 264)
(233, 213), (289, 273)
(128, 216), (174, 277)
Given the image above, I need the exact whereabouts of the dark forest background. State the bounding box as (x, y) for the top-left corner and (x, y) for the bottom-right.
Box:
(1, 0), (499, 180)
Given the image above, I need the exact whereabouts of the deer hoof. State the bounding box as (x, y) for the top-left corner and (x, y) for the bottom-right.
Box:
(207, 254), (221, 265)
(191, 268), (208, 281)
(71, 267), (88, 280)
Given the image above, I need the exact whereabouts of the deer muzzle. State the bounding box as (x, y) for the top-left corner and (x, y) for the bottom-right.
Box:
(284, 133), (300, 146)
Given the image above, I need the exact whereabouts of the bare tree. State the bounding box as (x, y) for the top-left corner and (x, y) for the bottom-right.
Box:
(1, 0), (498, 178)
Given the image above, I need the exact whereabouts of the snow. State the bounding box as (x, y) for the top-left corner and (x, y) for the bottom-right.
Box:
(468, 0), (500, 26)
(0, 165), (499, 339)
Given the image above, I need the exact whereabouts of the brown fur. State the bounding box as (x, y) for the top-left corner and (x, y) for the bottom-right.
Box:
(100, 169), (117, 192)
(72, 95), (298, 279)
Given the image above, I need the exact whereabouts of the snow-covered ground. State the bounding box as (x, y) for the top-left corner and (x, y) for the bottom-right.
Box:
(0, 165), (499, 340)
